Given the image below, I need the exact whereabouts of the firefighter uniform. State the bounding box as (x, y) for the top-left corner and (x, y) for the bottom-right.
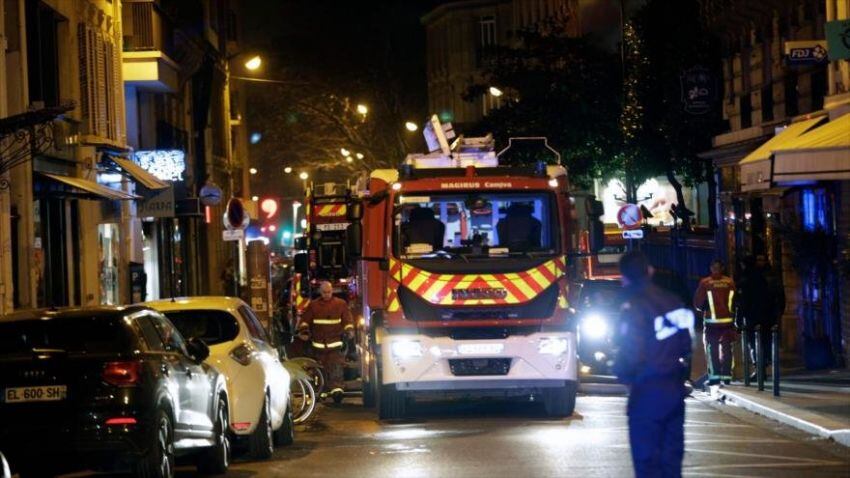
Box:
(615, 281), (694, 478)
(693, 273), (736, 385)
(298, 295), (354, 394)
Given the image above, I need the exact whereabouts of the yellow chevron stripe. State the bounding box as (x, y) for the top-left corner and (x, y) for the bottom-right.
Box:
(408, 271), (429, 292)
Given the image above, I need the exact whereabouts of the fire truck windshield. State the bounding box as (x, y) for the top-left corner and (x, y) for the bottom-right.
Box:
(393, 191), (559, 259)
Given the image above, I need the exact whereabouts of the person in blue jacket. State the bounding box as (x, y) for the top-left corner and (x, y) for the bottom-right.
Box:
(614, 251), (694, 478)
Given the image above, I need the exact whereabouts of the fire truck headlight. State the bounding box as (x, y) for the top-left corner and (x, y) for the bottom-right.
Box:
(581, 313), (608, 340)
(391, 340), (423, 358)
(538, 337), (568, 356)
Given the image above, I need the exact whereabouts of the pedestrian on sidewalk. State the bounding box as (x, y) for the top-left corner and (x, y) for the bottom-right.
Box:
(614, 251), (694, 478)
(693, 259), (737, 386)
(297, 281), (354, 402)
(737, 255), (770, 380)
(757, 254), (785, 363)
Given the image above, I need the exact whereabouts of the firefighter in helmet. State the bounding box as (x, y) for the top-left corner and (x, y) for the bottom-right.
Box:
(693, 259), (737, 386)
(297, 281), (354, 402)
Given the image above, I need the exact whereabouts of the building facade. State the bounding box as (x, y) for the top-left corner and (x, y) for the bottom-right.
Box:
(700, 0), (850, 369)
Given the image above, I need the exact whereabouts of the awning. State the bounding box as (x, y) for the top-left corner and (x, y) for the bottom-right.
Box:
(109, 156), (170, 190)
(772, 113), (850, 183)
(738, 117), (826, 191)
(40, 173), (139, 201)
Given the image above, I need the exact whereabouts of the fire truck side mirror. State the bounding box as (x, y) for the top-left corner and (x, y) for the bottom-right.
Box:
(346, 222), (362, 259)
(347, 201), (363, 221)
(293, 253), (309, 274)
(588, 199), (605, 254)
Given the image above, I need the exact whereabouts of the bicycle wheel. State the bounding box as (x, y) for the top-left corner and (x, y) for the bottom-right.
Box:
(304, 364), (325, 397)
(291, 377), (317, 424)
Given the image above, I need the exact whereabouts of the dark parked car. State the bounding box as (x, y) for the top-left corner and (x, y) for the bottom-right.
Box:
(0, 306), (230, 478)
(575, 279), (623, 375)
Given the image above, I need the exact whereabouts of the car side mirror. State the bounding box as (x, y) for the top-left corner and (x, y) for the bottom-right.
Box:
(347, 200), (363, 221)
(186, 337), (210, 363)
(588, 199), (605, 254)
(346, 222), (362, 259)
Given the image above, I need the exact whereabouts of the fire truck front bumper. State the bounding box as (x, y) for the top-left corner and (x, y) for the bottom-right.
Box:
(380, 332), (577, 391)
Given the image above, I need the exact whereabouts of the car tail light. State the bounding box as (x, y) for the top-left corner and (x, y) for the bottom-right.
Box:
(231, 422), (252, 431)
(102, 361), (142, 387)
(230, 344), (252, 366)
(105, 417), (138, 426)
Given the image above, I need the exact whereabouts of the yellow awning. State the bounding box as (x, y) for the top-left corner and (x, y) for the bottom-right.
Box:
(41, 173), (139, 200)
(739, 116), (826, 165)
(110, 156), (170, 190)
(772, 113), (850, 152)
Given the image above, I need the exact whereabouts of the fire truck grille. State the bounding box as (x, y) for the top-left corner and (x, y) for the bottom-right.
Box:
(448, 358), (512, 376)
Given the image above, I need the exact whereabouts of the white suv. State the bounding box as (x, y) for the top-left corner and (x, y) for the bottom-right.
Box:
(145, 297), (292, 459)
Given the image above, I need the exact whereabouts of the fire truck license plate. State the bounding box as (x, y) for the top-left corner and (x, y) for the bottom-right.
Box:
(5, 385), (67, 403)
(458, 343), (504, 355)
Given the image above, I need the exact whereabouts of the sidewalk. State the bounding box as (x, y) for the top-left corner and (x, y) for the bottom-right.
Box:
(715, 369), (850, 447)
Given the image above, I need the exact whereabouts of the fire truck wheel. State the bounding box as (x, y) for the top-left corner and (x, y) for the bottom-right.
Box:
(362, 354), (377, 408)
(377, 384), (406, 420)
(542, 381), (577, 417)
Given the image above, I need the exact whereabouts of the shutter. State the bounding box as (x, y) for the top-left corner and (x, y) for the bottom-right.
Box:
(95, 32), (107, 137)
(77, 23), (91, 134)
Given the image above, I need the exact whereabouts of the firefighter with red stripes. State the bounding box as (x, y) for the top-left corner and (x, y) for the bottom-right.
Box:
(297, 281), (354, 402)
(693, 259), (737, 386)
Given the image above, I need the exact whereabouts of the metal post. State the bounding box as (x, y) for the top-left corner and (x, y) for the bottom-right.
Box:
(772, 325), (780, 397)
(755, 325), (764, 391)
(742, 327), (751, 387)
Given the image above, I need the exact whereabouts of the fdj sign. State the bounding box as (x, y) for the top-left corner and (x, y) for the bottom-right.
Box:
(680, 66), (716, 115)
(784, 41), (829, 66)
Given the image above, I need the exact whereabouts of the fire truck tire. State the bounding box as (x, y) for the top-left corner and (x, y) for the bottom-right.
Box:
(377, 384), (406, 420)
(362, 354), (377, 408)
(542, 381), (577, 417)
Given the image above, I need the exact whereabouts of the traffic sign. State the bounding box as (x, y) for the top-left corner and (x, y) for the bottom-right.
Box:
(222, 229), (244, 241)
(617, 204), (643, 230)
(223, 197), (250, 230)
(199, 182), (223, 206)
(622, 229), (644, 239)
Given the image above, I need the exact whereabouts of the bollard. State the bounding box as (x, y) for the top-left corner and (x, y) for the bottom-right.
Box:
(755, 325), (764, 391)
(772, 325), (780, 397)
(741, 327), (751, 387)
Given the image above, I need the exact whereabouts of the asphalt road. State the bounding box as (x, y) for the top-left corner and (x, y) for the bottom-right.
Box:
(168, 393), (850, 478)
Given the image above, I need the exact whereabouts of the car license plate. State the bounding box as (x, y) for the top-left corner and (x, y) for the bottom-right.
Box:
(457, 343), (504, 355)
(4, 385), (67, 403)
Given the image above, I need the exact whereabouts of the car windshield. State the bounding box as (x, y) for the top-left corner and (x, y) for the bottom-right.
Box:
(163, 310), (240, 345)
(393, 191), (558, 259)
(0, 316), (132, 356)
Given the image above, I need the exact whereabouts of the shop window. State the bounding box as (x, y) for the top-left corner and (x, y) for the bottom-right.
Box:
(802, 188), (829, 232)
(98, 224), (120, 305)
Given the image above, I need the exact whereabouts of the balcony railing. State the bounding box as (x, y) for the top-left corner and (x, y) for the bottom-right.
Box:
(123, 0), (175, 57)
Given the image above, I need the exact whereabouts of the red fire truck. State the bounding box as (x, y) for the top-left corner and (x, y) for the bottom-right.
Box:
(346, 134), (582, 419)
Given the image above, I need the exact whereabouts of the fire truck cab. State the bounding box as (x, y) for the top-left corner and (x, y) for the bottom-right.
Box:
(347, 135), (579, 419)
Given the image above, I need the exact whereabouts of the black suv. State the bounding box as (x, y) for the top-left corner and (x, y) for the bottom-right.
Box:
(0, 306), (230, 477)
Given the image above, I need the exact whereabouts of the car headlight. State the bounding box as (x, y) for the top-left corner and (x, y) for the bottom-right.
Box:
(581, 313), (608, 339)
(391, 340), (423, 358)
(538, 337), (568, 356)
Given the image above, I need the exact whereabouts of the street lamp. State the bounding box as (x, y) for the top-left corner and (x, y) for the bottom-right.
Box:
(249, 167), (258, 175)
(405, 121), (418, 132)
(356, 104), (368, 115)
(244, 55), (262, 71)
(488, 86), (504, 97)
(299, 171), (308, 181)
(284, 166), (292, 174)
(346, 156), (353, 163)
(355, 152), (364, 159)
(251, 195), (259, 202)
(340, 147), (351, 157)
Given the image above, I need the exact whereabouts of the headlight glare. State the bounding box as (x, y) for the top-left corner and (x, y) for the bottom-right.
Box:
(538, 337), (568, 355)
(581, 313), (608, 339)
(391, 340), (423, 358)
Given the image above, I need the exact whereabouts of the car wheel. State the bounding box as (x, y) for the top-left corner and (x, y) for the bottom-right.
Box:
(542, 381), (577, 417)
(135, 410), (175, 478)
(273, 403), (295, 446)
(249, 395), (274, 459)
(198, 398), (230, 475)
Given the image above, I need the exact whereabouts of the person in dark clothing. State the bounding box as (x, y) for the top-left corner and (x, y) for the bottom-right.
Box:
(614, 251), (694, 478)
(401, 206), (445, 251)
(736, 255), (771, 379)
(496, 203), (542, 250)
(755, 254), (785, 371)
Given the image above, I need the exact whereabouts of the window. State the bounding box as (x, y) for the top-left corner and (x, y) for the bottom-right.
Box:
(761, 86), (774, 122)
(26, 1), (63, 107)
(810, 67), (827, 112)
(393, 191), (559, 259)
(0, 315), (132, 356)
(785, 73), (799, 117)
(479, 15), (496, 47)
(239, 305), (270, 343)
(78, 22), (121, 139)
(740, 93), (752, 128)
(163, 310), (240, 346)
(802, 188), (829, 232)
(136, 315), (165, 352)
(149, 313), (188, 354)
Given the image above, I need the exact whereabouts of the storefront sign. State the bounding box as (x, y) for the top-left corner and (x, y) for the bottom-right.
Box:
(826, 20), (850, 60)
(680, 66), (716, 115)
(137, 186), (175, 218)
(784, 40), (829, 66)
(133, 150), (186, 181)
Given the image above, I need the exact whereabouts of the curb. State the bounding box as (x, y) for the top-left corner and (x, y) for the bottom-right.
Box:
(719, 389), (850, 447)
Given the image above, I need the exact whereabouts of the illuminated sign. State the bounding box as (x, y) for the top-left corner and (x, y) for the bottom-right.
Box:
(261, 198), (279, 219)
(133, 150), (186, 181)
(439, 182), (515, 189)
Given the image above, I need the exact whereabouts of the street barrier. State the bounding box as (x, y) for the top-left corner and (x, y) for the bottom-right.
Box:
(772, 325), (780, 397)
(755, 325), (765, 391)
(741, 328), (751, 387)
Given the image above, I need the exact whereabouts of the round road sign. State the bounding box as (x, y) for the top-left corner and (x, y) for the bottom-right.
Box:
(617, 204), (643, 230)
